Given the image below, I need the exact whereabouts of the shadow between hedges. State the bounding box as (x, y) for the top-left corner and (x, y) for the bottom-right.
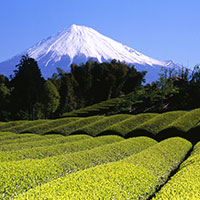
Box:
(69, 130), (93, 137)
(97, 130), (123, 137)
(124, 129), (156, 140)
(44, 127), (200, 144)
(187, 127), (200, 144)
(124, 128), (200, 144)
(157, 127), (200, 144)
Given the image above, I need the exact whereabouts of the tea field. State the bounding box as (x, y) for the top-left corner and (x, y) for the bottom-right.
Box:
(0, 109), (200, 199)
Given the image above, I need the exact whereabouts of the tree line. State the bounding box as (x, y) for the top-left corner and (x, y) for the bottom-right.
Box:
(0, 55), (146, 121)
(126, 65), (200, 114)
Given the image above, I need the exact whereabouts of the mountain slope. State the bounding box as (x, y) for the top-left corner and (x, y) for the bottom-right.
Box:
(0, 24), (182, 82)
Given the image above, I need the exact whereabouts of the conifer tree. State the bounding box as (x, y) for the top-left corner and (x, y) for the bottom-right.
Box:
(10, 55), (45, 120)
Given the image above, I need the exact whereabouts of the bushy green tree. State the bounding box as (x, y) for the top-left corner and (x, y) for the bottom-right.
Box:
(43, 80), (60, 118)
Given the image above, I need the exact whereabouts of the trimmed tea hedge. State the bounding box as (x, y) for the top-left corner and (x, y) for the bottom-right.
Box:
(101, 113), (158, 136)
(130, 111), (186, 137)
(159, 108), (200, 141)
(14, 137), (191, 200)
(62, 97), (123, 117)
(74, 114), (132, 136)
(0, 133), (39, 142)
(0, 135), (122, 162)
(46, 116), (105, 135)
(0, 136), (156, 199)
(21, 117), (80, 134)
(0, 134), (92, 151)
(2, 120), (49, 133)
(0, 120), (28, 131)
(153, 141), (200, 200)
(0, 134), (65, 145)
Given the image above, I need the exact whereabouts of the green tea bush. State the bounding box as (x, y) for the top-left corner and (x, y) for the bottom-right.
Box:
(75, 114), (132, 136)
(14, 137), (191, 200)
(0, 134), (64, 145)
(46, 116), (105, 135)
(0, 132), (16, 137)
(62, 98), (121, 117)
(0, 134), (91, 151)
(162, 108), (200, 132)
(153, 141), (200, 200)
(0, 136), (156, 199)
(21, 117), (79, 134)
(0, 133), (39, 142)
(101, 113), (158, 136)
(131, 111), (186, 137)
(0, 120), (28, 131)
(0, 135), (122, 162)
(2, 120), (49, 133)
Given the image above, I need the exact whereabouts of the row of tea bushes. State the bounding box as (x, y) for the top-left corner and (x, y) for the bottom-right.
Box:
(0, 134), (71, 145)
(46, 116), (105, 135)
(129, 111), (186, 136)
(50, 109), (200, 142)
(70, 114), (132, 136)
(17, 117), (80, 134)
(0, 132), (40, 142)
(14, 137), (191, 199)
(2, 120), (49, 133)
(0, 135), (123, 162)
(0, 136), (156, 199)
(100, 113), (158, 136)
(0, 134), (91, 151)
(0, 108), (200, 142)
(62, 97), (123, 117)
(153, 141), (200, 199)
(0, 121), (28, 131)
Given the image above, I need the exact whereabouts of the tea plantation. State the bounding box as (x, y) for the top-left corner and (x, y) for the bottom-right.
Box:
(0, 108), (200, 199)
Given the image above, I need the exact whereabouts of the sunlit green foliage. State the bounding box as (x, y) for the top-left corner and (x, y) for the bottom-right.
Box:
(0, 134), (64, 145)
(0, 135), (126, 199)
(21, 117), (79, 134)
(75, 114), (132, 136)
(0, 134), (91, 152)
(153, 141), (200, 200)
(46, 116), (105, 135)
(164, 108), (200, 132)
(14, 137), (191, 200)
(62, 97), (131, 117)
(0, 135), (121, 162)
(102, 113), (158, 136)
(1, 120), (48, 133)
(0, 121), (28, 131)
(132, 111), (187, 135)
(0, 132), (38, 141)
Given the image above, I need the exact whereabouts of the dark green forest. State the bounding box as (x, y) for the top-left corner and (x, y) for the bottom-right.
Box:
(0, 55), (200, 121)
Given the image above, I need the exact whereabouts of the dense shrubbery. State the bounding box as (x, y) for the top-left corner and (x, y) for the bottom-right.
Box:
(1, 109), (200, 142)
(73, 114), (132, 136)
(1, 120), (48, 133)
(0, 135), (122, 162)
(14, 137), (191, 200)
(153, 141), (200, 199)
(21, 117), (79, 134)
(46, 116), (105, 135)
(0, 132), (39, 141)
(0, 134), (91, 152)
(102, 113), (158, 136)
(0, 135), (125, 199)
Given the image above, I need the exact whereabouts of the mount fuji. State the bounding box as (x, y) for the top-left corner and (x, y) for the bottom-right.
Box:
(0, 24), (182, 82)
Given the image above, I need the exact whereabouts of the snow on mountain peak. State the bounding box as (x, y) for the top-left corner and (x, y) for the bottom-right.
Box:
(0, 24), (182, 82)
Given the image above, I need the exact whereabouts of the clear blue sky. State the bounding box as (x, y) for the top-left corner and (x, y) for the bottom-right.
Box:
(0, 0), (200, 68)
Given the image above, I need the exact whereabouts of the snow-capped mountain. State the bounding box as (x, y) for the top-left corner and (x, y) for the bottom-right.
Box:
(0, 24), (182, 82)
